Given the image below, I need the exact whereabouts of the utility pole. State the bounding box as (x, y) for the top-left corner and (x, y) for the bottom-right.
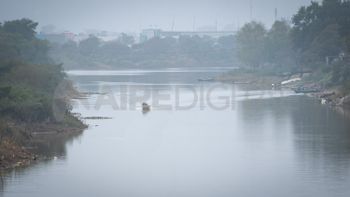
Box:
(274, 8), (278, 21)
(193, 17), (196, 32)
(250, 0), (253, 21)
(171, 18), (175, 32)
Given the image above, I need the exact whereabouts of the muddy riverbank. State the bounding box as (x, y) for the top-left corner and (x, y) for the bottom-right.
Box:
(0, 115), (87, 171)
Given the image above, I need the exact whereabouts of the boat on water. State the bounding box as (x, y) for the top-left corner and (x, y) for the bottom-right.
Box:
(142, 102), (151, 112)
(293, 86), (321, 93)
(232, 81), (250, 84)
(198, 78), (215, 82)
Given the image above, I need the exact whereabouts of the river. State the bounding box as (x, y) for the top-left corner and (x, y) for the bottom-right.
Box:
(1, 68), (350, 197)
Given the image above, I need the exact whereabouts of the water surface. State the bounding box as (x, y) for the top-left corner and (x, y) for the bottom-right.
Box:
(2, 68), (350, 197)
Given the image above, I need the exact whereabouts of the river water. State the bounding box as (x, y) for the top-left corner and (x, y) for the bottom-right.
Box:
(1, 68), (350, 197)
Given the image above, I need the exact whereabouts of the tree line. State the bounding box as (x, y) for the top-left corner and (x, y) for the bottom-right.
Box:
(235, 0), (350, 89)
(0, 18), (72, 123)
(50, 0), (350, 90)
(50, 33), (238, 70)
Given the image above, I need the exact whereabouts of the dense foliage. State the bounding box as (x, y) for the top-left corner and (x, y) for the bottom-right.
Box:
(235, 20), (296, 74)
(0, 19), (69, 122)
(291, 0), (350, 87)
(234, 0), (350, 89)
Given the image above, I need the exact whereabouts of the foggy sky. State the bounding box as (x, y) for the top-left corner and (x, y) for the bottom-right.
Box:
(0, 0), (313, 33)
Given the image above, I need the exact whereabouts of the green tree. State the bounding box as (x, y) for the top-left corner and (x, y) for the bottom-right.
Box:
(290, 0), (350, 88)
(2, 18), (38, 40)
(99, 41), (131, 59)
(0, 19), (70, 122)
(291, 1), (321, 52)
(265, 20), (295, 70)
(0, 18), (51, 64)
(291, 0), (349, 65)
(306, 24), (344, 65)
(79, 35), (101, 56)
(236, 21), (267, 68)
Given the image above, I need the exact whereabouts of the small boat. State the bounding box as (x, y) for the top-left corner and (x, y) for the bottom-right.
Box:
(281, 78), (301, 85)
(293, 86), (321, 94)
(232, 81), (250, 84)
(142, 102), (151, 111)
(198, 78), (214, 82)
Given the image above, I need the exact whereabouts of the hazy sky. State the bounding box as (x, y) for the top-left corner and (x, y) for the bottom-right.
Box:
(0, 0), (313, 33)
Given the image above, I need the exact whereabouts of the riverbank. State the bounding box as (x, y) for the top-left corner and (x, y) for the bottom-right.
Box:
(217, 69), (350, 107)
(289, 73), (350, 107)
(0, 80), (88, 170)
(216, 69), (286, 89)
(0, 139), (34, 170)
(0, 114), (87, 171)
(311, 87), (350, 106)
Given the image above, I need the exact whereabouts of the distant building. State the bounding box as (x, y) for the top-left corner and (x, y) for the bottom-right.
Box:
(139, 29), (236, 42)
(37, 31), (76, 44)
(63, 31), (76, 41)
(75, 33), (89, 42)
(161, 31), (236, 38)
(95, 32), (120, 42)
(37, 31), (122, 44)
(140, 29), (162, 42)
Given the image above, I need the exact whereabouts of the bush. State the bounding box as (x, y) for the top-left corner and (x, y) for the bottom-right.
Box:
(0, 86), (51, 122)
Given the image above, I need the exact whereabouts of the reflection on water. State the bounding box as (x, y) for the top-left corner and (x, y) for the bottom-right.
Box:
(29, 130), (84, 157)
(240, 97), (350, 176)
(0, 176), (3, 195)
(2, 68), (350, 197)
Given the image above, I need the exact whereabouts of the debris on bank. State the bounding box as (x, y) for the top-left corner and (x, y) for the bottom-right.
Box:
(0, 139), (37, 170)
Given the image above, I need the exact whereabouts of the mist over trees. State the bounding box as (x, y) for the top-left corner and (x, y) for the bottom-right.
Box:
(45, 0), (350, 91)
(236, 21), (267, 69)
(0, 18), (73, 122)
(50, 33), (238, 70)
(232, 0), (350, 91)
(235, 20), (295, 73)
(0, 19), (52, 65)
